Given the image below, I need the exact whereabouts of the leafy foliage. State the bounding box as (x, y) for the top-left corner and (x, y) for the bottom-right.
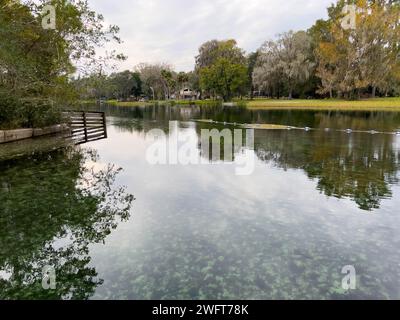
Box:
(0, 147), (134, 299)
(314, 0), (400, 99)
(200, 58), (248, 101)
(197, 40), (249, 101)
(0, 0), (123, 129)
(253, 31), (315, 99)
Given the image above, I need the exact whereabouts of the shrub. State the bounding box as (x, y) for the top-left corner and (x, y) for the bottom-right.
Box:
(20, 99), (63, 129)
(0, 94), (63, 130)
(0, 92), (21, 129)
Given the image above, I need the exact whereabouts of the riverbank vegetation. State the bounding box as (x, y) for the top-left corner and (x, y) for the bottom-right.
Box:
(2, 0), (400, 130)
(0, 0), (124, 129)
(74, 0), (400, 106)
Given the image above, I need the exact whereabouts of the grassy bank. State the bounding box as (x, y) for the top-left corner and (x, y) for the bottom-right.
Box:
(107, 100), (153, 107)
(83, 97), (400, 111)
(246, 97), (400, 111)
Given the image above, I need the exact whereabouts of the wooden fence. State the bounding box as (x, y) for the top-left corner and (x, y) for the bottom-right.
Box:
(64, 111), (107, 145)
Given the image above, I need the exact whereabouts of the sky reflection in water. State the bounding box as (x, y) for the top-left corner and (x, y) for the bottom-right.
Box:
(1, 106), (400, 299)
(88, 108), (400, 300)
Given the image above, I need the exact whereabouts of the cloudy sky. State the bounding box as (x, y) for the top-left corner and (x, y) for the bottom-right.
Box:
(89, 0), (334, 72)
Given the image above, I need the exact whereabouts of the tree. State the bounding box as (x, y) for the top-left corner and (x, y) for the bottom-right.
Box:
(315, 0), (400, 99)
(187, 71), (201, 93)
(71, 70), (112, 100)
(197, 39), (248, 101)
(247, 52), (259, 99)
(177, 72), (189, 90)
(253, 31), (314, 99)
(130, 72), (143, 98)
(195, 39), (246, 69)
(200, 57), (248, 101)
(359, 0), (400, 97)
(135, 63), (174, 100)
(253, 41), (281, 98)
(161, 69), (176, 99)
(109, 71), (142, 100)
(0, 0), (124, 128)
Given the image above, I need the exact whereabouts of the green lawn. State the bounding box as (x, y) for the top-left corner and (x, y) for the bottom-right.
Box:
(83, 97), (400, 111)
(246, 97), (400, 111)
(106, 99), (153, 107)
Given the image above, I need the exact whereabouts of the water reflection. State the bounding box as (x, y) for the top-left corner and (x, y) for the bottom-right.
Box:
(254, 130), (400, 211)
(3, 104), (400, 300)
(0, 147), (134, 299)
(88, 104), (400, 132)
(90, 118), (400, 299)
(109, 109), (400, 211)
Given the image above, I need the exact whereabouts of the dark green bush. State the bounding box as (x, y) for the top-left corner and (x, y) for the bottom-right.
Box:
(0, 92), (21, 129)
(0, 94), (63, 130)
(20, 99), (63, 129)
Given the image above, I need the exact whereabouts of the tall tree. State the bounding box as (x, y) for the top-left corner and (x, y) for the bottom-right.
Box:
(108, 71), (142, 100)
(161, 69), (176, 99)
(200, 58), (248, 101)
(197, 39), (248, 101)
(195, 39), (246, 69)
(247, 52), (259, 99)
(0, 0), (124, 128)
(254, 31), (314, 99)
(315, 0), (400, 99)
(177, 72), (189, 90)
(135, 63), (174, 100)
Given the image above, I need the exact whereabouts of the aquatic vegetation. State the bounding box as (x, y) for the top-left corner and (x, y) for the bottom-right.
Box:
(2, 105), (400, 300)
(0, 147), (134, 299)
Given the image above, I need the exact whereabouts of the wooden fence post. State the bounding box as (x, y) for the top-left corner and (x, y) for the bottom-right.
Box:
(83, 112), (88, 141)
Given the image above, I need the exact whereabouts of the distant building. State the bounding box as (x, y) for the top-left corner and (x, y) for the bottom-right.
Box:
(179, 88), (199, 100)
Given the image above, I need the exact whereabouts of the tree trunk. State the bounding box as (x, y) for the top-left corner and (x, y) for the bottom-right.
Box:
(372, 86), (376, 98)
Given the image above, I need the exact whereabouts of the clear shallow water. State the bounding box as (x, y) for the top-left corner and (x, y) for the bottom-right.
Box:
(1, 105), (400, 299)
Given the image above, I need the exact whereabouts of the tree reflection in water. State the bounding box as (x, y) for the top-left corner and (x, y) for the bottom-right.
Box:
(0, 147), (134, 299)
(254, 130), (400, 211)
(115, 117), (400, 212)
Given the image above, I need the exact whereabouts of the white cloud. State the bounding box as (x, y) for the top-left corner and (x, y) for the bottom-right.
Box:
(89, 0), (332, 72)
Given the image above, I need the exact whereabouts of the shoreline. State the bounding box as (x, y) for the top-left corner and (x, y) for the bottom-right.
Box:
(245, 98), (400, 111)
(84, 97), (400, 112)
(0, 124), (70, 144)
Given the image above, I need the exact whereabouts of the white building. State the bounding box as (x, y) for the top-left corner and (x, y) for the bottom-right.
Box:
(179, 88), (199, 100)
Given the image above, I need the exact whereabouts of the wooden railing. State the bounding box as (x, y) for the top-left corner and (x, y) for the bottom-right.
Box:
(64, 111), (107, 145)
